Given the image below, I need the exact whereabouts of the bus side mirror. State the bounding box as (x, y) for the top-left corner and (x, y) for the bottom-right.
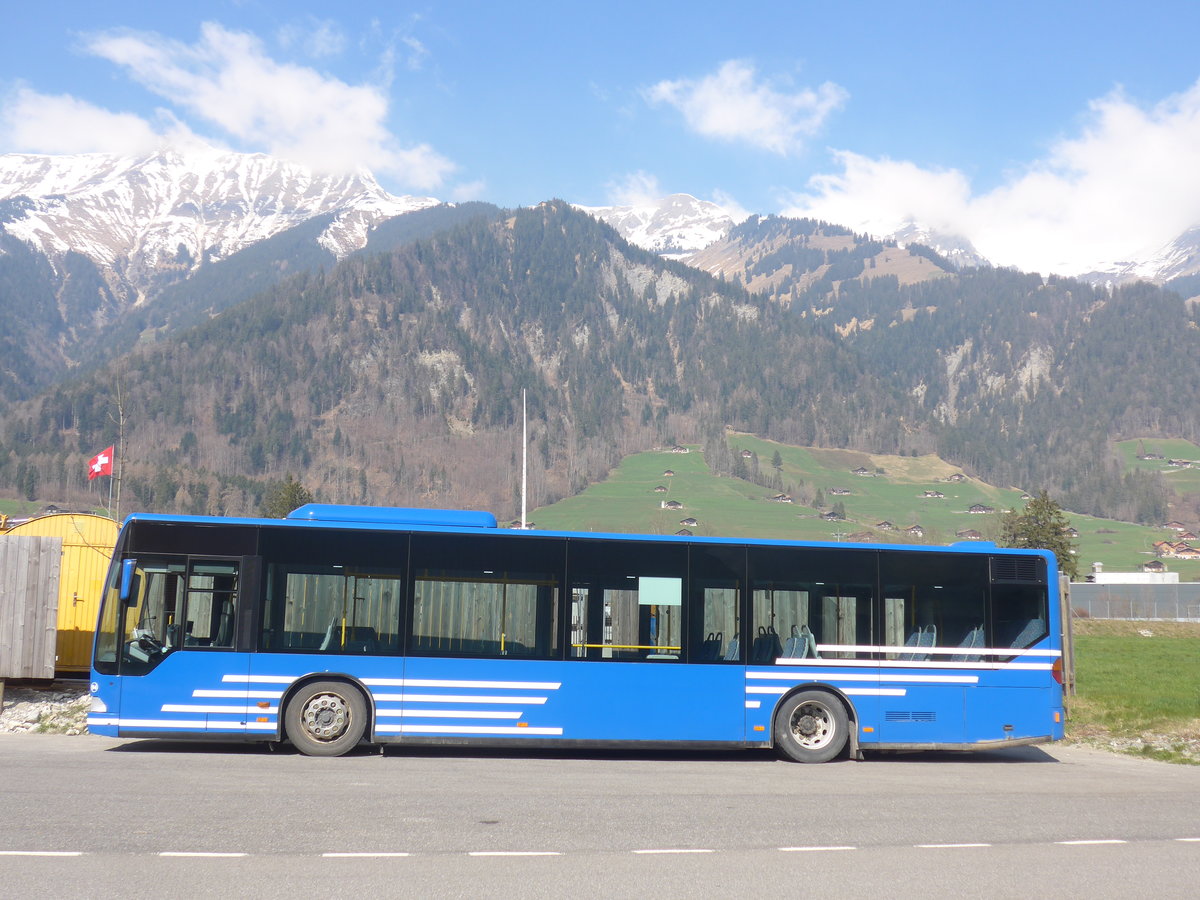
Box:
(119, 559), (138, 606)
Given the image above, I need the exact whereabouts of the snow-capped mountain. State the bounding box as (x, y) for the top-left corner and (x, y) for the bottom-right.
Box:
(576, 193), (745, 258)
(886, 222), (989, 269)
(1082, 226), (1200, 287)
(0, 149), (438, 300)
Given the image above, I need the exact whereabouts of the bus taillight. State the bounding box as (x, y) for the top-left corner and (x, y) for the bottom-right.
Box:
(1051, 657), (1064, 685)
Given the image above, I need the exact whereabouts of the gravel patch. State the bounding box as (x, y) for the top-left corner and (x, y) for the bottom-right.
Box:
(0, 685), (89, 735)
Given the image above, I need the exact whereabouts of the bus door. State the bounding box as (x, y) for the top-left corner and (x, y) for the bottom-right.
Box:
(561, 543), (746, 744)
(108, 555), (250, 736)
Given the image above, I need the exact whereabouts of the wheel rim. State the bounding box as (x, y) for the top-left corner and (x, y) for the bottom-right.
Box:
(789, 700), (835, 749)
(301, 691), (351, 742)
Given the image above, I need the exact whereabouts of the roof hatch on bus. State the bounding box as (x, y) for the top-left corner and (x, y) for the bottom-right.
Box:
(286, 504), (498, 529)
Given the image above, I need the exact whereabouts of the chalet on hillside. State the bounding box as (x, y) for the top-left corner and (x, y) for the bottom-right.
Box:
(820, 510), (844, 521)
(922, 490), (945, 499)
(968, 504), (995, 514)
(1163, 521), (1188, 532)
(829, 487), (851, 496)
(662, 500), (683, 510)
(662, 469), (675, 477)
(1179, 532), (1199, 542)
(852, 466), (874, 477)
(1153, 540), (1196, 559)
(955, 529), (984, 540)
(1063, 526), (1080, 538)
(947, 473), (967, 483)
(1141, 560), (1168, 573)
(675, 528), (693, 537)
(669, 446), (690, 454)
(905, 525), (926, 538)
(740, 449), (754, 458)
(653, 485), (667, 493)
(679, 517), (698, 528)
(769, 493), (794, 503)
(875, 521), (895, 531)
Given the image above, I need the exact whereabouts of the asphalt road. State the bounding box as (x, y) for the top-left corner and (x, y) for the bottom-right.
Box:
(1, 736), (1197, 898)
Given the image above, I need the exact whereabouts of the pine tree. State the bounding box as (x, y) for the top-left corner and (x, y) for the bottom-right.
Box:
(999, 490), (1079, 579)
(261, 474), (314, 518)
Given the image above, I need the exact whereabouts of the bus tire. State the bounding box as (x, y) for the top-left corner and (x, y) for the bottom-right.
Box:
(773, 690), (848, 763)
(284, 680), (368, 757)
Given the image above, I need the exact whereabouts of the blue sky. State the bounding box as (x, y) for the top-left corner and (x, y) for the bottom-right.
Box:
(4, 1), (1200, 274)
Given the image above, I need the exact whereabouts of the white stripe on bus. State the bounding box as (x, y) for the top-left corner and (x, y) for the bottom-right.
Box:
(362, 678), (562, 690)
(373, 709), (522, 719)
(772, 658), (1054, 671)
(746, 686), (906, 697)
(748, 671), (978, 684)
(813, 644), (1061, 657)
(222, 674), (299, 684)
(162, 704), (279, 714)
(370, 693), (548, 704)
(375, 724), (564, 735)
(193, 690), (285, 699)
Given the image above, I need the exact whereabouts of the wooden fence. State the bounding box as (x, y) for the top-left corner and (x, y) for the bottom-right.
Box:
(0, 536), (62, 679)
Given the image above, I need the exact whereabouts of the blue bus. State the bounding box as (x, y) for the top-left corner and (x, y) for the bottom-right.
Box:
(89, 504), (1065, 761)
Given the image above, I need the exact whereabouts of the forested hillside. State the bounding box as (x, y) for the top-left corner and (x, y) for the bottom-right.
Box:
(0, 202), (1197, 525)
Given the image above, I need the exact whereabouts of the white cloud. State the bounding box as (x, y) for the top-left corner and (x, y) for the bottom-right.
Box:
(644, 60), (847, 155)
(606, 171), (663, 207)
(785, 80), (1200, 275)
(449, 178), (487, 202)
(708, 188), (751, 224)
(0, 84), (205, 156)
(277, 19), (347, 59)
(63, 22), (454, 190)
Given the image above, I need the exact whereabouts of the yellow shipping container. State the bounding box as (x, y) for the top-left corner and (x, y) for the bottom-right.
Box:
(6, 513), (118, 673)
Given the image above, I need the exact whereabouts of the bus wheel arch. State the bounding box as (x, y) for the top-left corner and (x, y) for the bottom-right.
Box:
(282, 676), (372, 757)
(772, 686), (854, 763)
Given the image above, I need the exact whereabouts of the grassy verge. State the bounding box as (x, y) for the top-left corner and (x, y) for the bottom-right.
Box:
(1067, 618), (1200, 764)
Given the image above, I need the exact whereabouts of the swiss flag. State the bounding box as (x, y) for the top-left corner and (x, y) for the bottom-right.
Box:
(87, 446), (114, 481)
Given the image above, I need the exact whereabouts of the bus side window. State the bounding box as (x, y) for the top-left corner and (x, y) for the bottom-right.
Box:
(184, 561), (239, 649)
(567, 540), (686, 662)
(992, 584), (1048, 655)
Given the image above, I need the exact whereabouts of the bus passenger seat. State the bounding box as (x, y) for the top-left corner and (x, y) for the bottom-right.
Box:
(782, 626), (802, 658)
(901, 625), (936, 662)
(802, 625), (820, 658)
(723, 634), (740, 661)
(700, 632), (723, 660)
(950, 625), (984, 662)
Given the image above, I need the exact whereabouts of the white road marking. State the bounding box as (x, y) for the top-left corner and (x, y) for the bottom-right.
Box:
(1054, 839), (1127, 846)
(778, 845), (856, 852)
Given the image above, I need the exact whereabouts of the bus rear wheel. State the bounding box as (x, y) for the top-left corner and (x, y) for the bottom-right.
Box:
(285, 680), (368, 757)
(773, 690), (848, 763)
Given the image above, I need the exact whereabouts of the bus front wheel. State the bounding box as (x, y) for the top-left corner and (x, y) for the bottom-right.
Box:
(285, 680), (368, 757)
(773, 690), (848, 763)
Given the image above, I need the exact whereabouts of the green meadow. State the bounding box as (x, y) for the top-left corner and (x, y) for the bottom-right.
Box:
(1068, 619), (1200, 764)
(532, 436), (1200, 579)
(1115, 438), (1200, 498)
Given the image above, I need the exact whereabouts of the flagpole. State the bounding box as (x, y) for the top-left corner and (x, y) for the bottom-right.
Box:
(521, 389), (528, 530)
